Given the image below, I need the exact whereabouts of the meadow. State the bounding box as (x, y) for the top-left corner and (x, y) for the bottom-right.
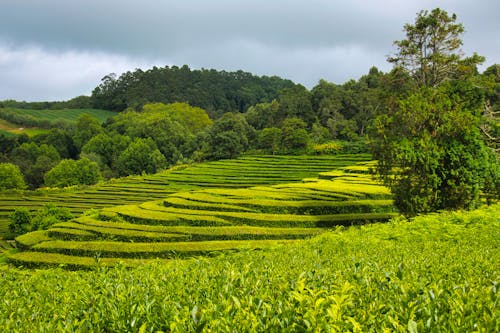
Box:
(0, 204), (498, 331)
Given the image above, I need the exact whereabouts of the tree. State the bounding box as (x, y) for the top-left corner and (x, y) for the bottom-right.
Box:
(44, 158), (102, 188)
(116, 138), (167, 176)
(372, 83), (499, 215)
(73, 114), (104, 150)
(206, 113), (255, 159)
(31, 204), (73, 231)
(371, 9), (499, 216)
(258, 127), (282, 154)
(10, 142), (61, 188)
(0, 162), (26, 190)
(281, 117), (309, 151)
(388, 8), (483, 88)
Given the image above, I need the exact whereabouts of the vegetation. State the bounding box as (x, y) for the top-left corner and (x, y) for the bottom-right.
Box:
(1, 204), (498, 331)
(6, 160), (393, 265)
(371, 8), (500, 215)
(0, 155), (365, 238)
(0, 162), (26, 190)
(0, 8), (498, 331)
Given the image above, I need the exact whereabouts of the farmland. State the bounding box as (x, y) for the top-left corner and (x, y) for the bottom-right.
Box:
(1, 203), (498, 331)
(0, 107), (117, 124)
(8, 156), (398, 268)
(0, 154), (369, 237)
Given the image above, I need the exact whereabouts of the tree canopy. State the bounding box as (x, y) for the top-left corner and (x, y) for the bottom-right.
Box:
(371, 8), (499, 215)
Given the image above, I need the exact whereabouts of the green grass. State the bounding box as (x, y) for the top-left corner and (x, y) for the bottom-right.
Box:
(0, 118), (48, 137)
(1, 204), (498, 331)
(0, 107), (117, 124)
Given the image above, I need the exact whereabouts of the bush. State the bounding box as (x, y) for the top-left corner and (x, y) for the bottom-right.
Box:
(44, 158), (102, 187)
(8, 208), (32, 237)
(31, 204), (74, 231)
(0, 162), (26, 190)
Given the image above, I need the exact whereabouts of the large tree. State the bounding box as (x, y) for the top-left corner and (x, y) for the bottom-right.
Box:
(388, 8), (479, 88)
(371, 9), (500, 216)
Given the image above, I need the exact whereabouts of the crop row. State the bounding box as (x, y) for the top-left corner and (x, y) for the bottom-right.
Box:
(0, 155), (365, 237)
(7, 159), (394, 267)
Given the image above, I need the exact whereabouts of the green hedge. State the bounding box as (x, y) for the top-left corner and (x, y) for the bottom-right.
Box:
(32, 239), (295, 259)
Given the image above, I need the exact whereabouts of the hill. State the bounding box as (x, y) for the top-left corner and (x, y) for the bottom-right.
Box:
(1, 203), (498, 331)
(90, 66), (297, 113)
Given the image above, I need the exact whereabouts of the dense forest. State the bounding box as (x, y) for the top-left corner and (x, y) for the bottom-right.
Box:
(0, 9), (499, 216)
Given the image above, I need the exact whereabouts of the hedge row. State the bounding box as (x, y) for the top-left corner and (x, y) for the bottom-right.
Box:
(31, 239), (294, 259)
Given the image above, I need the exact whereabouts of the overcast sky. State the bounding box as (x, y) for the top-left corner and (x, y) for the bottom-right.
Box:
(1, 0), (498, 101)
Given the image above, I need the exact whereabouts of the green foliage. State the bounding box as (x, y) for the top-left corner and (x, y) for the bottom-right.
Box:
(257, 127), (282, 154)
(206, 113), (255, 159)
(31, 204), (74, 231)
(371, 9), (500, 215)
(388, 8), (471, 87)
(1, 204), (498, 331)
(8, 208), (32, 236)
(0, 155), (365, 237)
(72, 114), (104, 150)
(281, 117), (309, 151)
(90, 66), (295, 112)
(9, 142), (61, 188)
(372, 85), (499, 215)
(44, 158), (102, 188)
(0, 162), (26, 190)
(116, 138), (167, 176)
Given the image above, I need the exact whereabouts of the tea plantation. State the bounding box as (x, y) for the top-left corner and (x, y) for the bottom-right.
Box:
(0, 204), (498, 331)
(0, 154), (369, 237)
(8, 160), (397, 268)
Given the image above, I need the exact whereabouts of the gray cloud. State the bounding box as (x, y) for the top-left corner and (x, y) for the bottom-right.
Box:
(0, 0), (498, 101)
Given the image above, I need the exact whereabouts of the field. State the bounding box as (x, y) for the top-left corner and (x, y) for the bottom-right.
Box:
(1, 204), (498, 331)
(8, 156), (398, 267)
(0, 107), (117, 124)
(0, 118), (48, 137)
(0, 154), (369, 237)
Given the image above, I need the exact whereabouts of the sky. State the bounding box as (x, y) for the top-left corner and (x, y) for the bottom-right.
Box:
(0, 0), (499, 101)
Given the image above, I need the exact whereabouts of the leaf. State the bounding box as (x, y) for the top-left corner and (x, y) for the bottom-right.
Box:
(408, 319), (418, 333)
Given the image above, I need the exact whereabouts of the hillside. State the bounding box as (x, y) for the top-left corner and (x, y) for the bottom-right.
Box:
(0, 155), (369, 237)
(1, 203), (498, 331)
(9, 160), (396, 268)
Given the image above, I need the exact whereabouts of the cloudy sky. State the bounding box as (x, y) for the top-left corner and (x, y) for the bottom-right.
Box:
(1, 0), (498, 101)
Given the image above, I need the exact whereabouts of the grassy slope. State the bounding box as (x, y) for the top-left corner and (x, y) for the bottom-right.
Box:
(0, 118), (48, 137)
(0, 107), (116, 123)
(0, 204), (498, 331)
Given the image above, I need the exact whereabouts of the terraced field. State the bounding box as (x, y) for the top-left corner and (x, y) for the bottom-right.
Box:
(0, 154), (369, 236)
(9, 163), (396, 268)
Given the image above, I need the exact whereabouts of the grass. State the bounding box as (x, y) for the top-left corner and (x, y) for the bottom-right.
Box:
(0, 107), (117, 124)
(0, 204), (498, 331)
(0, 118), (48, 137)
